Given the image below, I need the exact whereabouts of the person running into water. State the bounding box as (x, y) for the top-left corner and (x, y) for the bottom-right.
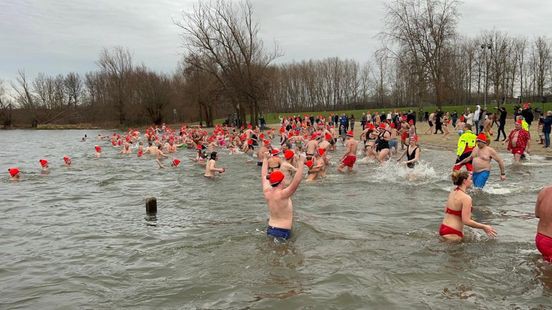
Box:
(397, 135), (420, 168)
(338, 131), (358, 172)
(439, 171), (497, 241)
(453, 124), (476, 172)
(504, 120), (531, 163)
(375, 123), (391, 163)
(261, 151), (305, 240)
(455, 133), (506, 189)
(204, 152), (225, 178)
(535, 185), (552, 262)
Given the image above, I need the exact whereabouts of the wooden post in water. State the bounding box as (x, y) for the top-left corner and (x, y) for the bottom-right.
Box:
(146, 197), (157, 215)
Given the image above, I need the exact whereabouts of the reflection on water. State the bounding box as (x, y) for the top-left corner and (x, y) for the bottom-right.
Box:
(0, 129), (551, 308)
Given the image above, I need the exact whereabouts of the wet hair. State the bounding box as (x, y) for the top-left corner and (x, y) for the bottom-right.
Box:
(464, 123), (472, 130)
(210, 152), (217, 160)
(451, 170), (470, 186)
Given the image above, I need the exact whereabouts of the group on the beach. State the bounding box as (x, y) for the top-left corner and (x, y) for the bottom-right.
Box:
(6, 105), (552, 263)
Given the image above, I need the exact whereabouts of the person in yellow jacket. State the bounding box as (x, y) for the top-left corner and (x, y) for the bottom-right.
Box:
(453, 123), (477, 171)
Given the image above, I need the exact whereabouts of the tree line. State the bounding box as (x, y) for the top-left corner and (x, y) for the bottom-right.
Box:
(1, 0), (551, 128)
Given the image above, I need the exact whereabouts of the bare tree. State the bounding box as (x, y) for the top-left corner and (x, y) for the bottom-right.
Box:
(175, 0), (280, 126)
(383, 0), (459, 108)
(97, 47), (133, 125)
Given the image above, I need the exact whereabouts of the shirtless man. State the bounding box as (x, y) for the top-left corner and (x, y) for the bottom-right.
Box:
(154, 144), (169, 168)
(338, 131), (359, 172)
(204, 152), (225, 177)
(456, 133), (506, 189)
(504, 120), (531, 163)
(305, 134), (319, 160)
(120, 142), (132, 154)
(261, 152), (305, 240)
(535, 185), (552, 262)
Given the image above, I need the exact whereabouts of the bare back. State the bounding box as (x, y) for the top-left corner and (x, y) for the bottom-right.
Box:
(536, 186), (552, 236)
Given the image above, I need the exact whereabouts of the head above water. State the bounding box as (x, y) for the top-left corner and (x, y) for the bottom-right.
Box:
(210, 152), (217, 160)
(451, 170), (471, 187)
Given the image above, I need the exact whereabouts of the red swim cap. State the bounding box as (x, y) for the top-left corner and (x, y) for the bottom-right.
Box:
(268, 171), (285, 185)
(196, 144), (203, 150)
(8, 168), (20, 177)
(318, 148), (326, 156)
(476, 133), (488, 143)
(263, 139), (270, 145)
(346, 130), (354, 137)
(325, 133), (332, 141)
(95, 145), (102, 152)
(379, 123), (386, 129)
(390, 123), (396, 128)
(305, 160), (314, 168)
(247, 139), (253, 145)
(172, 159), (181, 167)
(39, 159), (48, 167)
(63, 156), (71, 164)
(284, 150), (294, 160)
(271, 149), (280, 155)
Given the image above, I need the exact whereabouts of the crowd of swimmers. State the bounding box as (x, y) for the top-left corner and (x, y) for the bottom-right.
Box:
(5, 107), (552, 263)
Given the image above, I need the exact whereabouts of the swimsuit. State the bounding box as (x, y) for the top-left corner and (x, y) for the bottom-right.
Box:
(375, 132), (390, 152)
(267, 225), (291, 240)
(536, 232), (552, 262)
(440, 197), (464, 238)
(472, 170), (490, 188)
(406, 146), (419, 168)
(342, 155), (357, 167)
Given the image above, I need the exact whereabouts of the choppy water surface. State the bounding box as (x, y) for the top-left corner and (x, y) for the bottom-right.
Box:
(1, 130), (552, 309)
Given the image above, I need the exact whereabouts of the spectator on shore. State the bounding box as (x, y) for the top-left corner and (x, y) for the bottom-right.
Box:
(543, 111), (552, 148)
(495, 106), (507, 142)
(521, 103), (534, 128)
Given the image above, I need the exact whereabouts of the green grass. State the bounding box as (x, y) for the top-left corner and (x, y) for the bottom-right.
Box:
(214, 102), (552, 125)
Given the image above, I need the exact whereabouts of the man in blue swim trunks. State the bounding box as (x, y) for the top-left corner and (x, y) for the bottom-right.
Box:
(456, 133), (506, 189)
(261, 151), (305, 240)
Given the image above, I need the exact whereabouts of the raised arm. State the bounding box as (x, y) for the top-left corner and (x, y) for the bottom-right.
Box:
(261, 157), (270, 190)
(281, 156), (305, 198)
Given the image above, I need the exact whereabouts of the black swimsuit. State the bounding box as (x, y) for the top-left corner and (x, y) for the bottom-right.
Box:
(406, 146), (419, 168)
(376, 131), (390, 152)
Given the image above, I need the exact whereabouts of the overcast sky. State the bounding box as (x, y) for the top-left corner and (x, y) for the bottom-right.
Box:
(1, 0), (551, 83)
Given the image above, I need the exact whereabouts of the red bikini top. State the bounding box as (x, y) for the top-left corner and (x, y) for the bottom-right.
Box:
(446, 208), (462, 217)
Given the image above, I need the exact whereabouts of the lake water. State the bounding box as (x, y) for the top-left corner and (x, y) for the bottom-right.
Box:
(1, 130), (551, 309)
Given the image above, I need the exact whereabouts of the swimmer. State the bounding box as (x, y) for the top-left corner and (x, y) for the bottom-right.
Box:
(306, 151), (325, 181)
(455, 133), (505, 189)
(137, 142), (144, 157)
(63, 155), (72, 167)
(94, 145), (102, 158)
(171, 158), (181, 168)
(439, 171), (497, 241)
(338, 131), (358, 173)
(397, 135), (420, 168)
(154, 144), (169, 168)
(39, 159), (49, 172)
(8, 168), (20, 180)
(120, 142), (131, 154)
(261, 151), (305, 240)
(204, 152), (225, 177)
(535, 185), (552, 262)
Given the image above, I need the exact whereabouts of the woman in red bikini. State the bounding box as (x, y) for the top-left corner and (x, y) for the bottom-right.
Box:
(439, 170), (497, 241)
